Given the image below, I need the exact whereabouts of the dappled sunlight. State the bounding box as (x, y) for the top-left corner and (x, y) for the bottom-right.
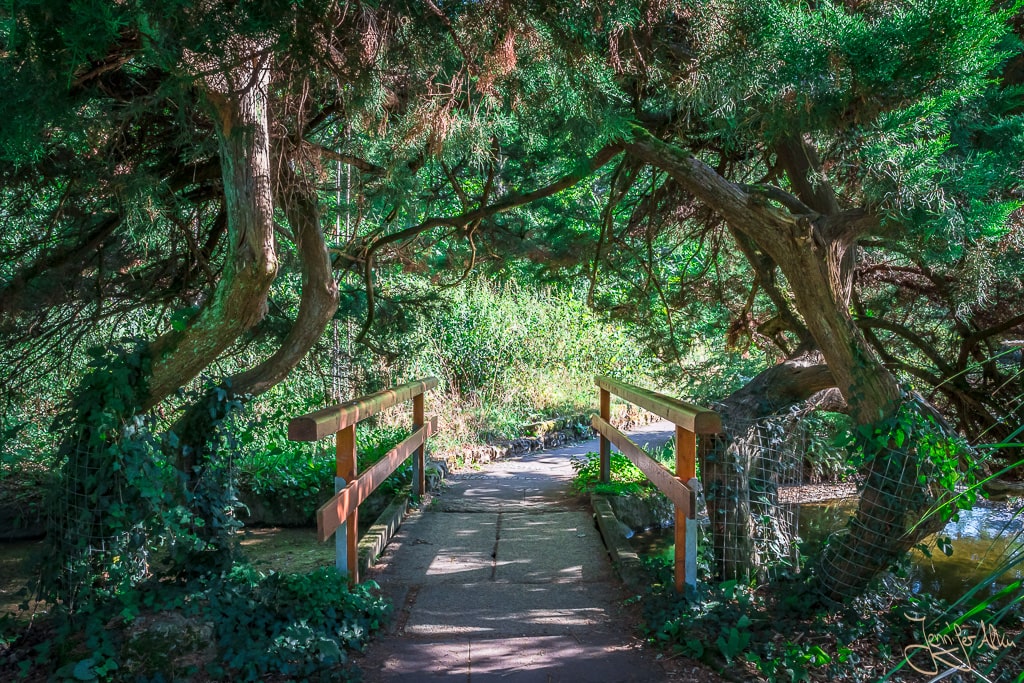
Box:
(424, 554), (493, 577)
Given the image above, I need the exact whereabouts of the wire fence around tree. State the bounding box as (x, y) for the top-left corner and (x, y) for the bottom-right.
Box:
(700, 409), (811, 585)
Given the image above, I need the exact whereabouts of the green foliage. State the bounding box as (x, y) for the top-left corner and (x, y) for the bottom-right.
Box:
(802, 411), (854, 483)
(845, 395), (976, 513)
(570, 451), (647, 496)
(639, 557), (1020, 682)
(42, 342), (164, 606)
(237, 422), (411, 522)
(186, 565), (388, 681)
(160, 380), (250, 576)
(681, 0), (1009, 142)
(570, 441), (679, 496)
(8, 564), (389, 682)
(408, 278), (658, 447)
(38, 342), (266, 600)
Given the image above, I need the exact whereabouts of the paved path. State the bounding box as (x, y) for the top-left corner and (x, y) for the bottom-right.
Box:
(358, 422), (677, 682)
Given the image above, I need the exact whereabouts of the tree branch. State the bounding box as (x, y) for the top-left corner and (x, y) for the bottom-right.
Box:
(355, 143), (625, 343)
(774, 135), (841, 216)
(308, 143), (385, 174)
(738, 183), (813, 215)
(855, 316), (956, 377)
(727, 226), (815, 351)
(626, 127), (759, 229)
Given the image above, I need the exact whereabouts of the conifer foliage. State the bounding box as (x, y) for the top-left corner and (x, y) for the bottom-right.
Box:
(0, 0), (1022, 608)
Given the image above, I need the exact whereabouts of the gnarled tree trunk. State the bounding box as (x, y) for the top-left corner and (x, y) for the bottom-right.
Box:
(143, 49), (279, 409)
(166, 162), (339, 570)
(174, 166), (340, 474)
(628, 131), (957, 600)
(703, 354), (836, 580)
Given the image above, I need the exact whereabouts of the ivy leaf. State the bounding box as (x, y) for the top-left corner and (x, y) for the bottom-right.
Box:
(170, 306), (200, 332)
(72, 658), (97, 681)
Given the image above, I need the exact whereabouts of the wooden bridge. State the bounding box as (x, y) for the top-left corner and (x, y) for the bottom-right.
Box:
(287, 377), (723, 681)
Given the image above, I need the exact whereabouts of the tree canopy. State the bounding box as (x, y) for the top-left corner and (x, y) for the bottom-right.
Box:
(1, 0), (1023, 602)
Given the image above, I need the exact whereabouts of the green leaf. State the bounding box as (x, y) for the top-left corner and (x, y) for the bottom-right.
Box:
(72, 658), (97, 681)
(807, 645), (831, 666)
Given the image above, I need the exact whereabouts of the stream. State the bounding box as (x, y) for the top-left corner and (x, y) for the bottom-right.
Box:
(632, 499), (1024, 605)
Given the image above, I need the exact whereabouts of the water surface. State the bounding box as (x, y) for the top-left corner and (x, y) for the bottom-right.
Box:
(632, 499), (1024, 605)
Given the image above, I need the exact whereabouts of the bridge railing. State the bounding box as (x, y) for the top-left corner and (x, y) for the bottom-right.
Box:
(288, 377), (438, 584)
(591, 376), (721, 593)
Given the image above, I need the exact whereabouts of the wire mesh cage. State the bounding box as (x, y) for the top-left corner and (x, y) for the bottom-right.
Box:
(699, 400), (958, 599)
(816, 438), (949, 602)
(45, 422), (154, 609)
(700, 408), (815, 585)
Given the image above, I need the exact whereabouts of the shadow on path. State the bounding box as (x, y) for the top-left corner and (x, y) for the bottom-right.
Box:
(358, 422), (678, 682)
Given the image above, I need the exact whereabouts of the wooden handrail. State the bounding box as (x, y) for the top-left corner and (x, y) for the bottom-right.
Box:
(287, 377), (438, 584)
(595, 376), (721, 594)
(317, 416), (438, 542)
(596, 376), (721, 433)
(591, 416), (692, 516)
(288, 377), (439, 441)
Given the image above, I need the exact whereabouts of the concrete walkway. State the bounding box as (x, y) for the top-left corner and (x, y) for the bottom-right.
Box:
(358, 423), (677, 682)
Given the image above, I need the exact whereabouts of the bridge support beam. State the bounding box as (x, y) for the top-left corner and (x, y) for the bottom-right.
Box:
(413, 393), (425, 496)
(599, 387), (611, 484)
(676, 426), (697, 594)
(336, 424), (358, 584)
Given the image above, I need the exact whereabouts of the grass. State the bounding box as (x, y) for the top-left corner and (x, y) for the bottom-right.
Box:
(408, 278), (660, 451)
(570, 439), (678, 496)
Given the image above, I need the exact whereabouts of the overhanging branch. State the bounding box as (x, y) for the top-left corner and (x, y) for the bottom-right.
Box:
(354, 143), (625, 343)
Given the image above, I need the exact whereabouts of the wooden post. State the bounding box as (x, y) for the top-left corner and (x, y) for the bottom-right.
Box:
(675, 425), (697, 593)
(413, 392), (425, 496)
(599, 387), (611, 484)
(336, 424), (358, 584)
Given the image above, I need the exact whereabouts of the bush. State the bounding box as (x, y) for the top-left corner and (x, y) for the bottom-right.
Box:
(410, 278), (659, 448)
(4, 564), (389, 682)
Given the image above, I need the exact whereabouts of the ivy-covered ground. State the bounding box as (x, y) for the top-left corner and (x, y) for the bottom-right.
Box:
(1, 563), (389, 682)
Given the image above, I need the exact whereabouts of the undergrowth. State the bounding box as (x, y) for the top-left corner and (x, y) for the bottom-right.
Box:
(236, 423), (411, 521)
(410, 279), (659, 451)
(2, 564), (389, 682)
(571, 451), (648, 496)
(639, 550), (1024, 682)
(569, 440), (678, 496)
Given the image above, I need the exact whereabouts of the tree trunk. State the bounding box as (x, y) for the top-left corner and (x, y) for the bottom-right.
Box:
(143, 52), (279, 410)
(627, 133), (957, 600)
(703, 355), (836, 581)
(166, 167), (339, 571)
(231, 168), (340, 397)
(175, 172), (340, 473)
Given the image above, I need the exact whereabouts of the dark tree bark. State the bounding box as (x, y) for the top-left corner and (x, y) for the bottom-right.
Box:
(143, 52), (279, 409)
(626, 130), (955, 599)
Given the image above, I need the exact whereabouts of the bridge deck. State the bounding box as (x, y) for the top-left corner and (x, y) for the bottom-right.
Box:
(357, 423), (682, 682)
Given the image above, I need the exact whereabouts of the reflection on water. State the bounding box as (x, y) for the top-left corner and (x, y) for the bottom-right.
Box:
(632, 499), (1024, 605)
(908, 505), (1024, 604)
(0, 538), (44, 615)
